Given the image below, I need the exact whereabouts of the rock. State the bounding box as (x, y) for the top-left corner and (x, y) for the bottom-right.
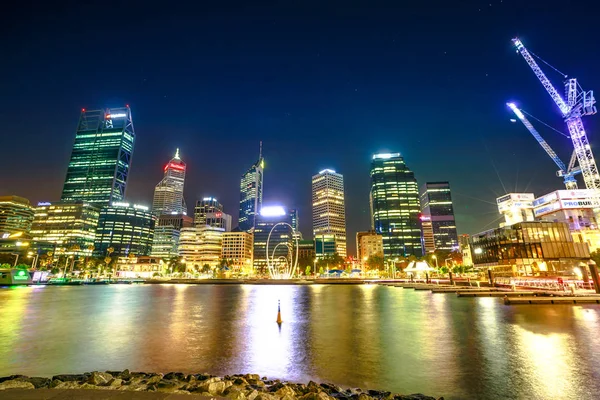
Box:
(255, 394), (278, 400)
(156, 379), (184, 392)
(300, 392), (335, 400)
(108, 378), (123, 387)
(204, 376), (223, 384)
(275, 385), (297, 398)
(322, 383), (342, 395)
(247, 389), (260, 400)
(119, 382), (148, 391)
(249, 379), (266, 388)
(268, 382), (286, 393)
(234, 377), (249, 386)
(193, 373), (212, 381)
(49, 379), (63, 388)
(226, 388), (247, 400)
(199, 380), (227, 395)
(52, 374), (87, 382)
(307, 381), (321, 393)
(80, 383), (101, 390)
(394, 395), (437, 400)
(25, 377), (51, 389)
(143, 374), (164, 385)
(164, 372), (186, 381)
(118, 369), (132, 380)
(246, 374), (261, 381)
(0, 379), (35, 390)
(53, 381), (82, 389)
(88, 371), (114, 385)
(0, 375), (28, 383)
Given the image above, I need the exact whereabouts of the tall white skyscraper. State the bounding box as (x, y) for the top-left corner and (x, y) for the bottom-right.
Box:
(239, 143), (264, 231)
(312, 169), (347, 257)
(152, 149), (187, 215)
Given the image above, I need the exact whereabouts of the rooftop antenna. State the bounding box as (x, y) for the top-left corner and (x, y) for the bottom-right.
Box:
(259, 141), (263, 159)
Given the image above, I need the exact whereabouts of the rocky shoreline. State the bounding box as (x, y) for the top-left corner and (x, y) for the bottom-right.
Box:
(0, 371), (441, 400)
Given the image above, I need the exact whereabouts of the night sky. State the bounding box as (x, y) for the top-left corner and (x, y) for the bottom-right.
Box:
(2, 0), (600, 256)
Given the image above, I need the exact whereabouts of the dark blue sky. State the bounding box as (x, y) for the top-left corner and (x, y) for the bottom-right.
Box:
(1, 0), (599, 255)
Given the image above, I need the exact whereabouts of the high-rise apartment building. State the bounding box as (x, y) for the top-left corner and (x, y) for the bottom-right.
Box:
(178, 226), (224, 268)
(194, 197), (232, 231)
(30, 201), (100, 255)
(61, 107), (135, 207)
(420, 182), (459, 251)
(152, 149), (187, 215)
(239, 145), (264, 232)
(0, 196), (34, 237)
(312, 169), (347, 257)
(94, 202), (156, 257)
(356, 231), (384, 262)
(370, 153), (422, 257)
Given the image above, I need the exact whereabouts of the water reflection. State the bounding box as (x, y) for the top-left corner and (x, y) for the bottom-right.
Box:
(0, 285), (599, 400)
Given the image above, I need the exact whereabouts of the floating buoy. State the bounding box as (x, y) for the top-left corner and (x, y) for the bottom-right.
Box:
(276, 300), (282, 325)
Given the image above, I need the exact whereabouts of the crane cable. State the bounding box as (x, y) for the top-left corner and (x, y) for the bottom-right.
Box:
(529, 50), (568, 78)
(518, 108), (571, 138)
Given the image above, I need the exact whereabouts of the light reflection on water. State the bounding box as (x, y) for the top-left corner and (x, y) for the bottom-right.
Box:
(1, 284), (600, 400)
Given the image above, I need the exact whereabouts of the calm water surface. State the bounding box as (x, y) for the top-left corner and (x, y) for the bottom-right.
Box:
(1, 284), (599, 399)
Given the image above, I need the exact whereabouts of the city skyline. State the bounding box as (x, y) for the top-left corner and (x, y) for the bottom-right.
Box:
(3, 2), (600, 256)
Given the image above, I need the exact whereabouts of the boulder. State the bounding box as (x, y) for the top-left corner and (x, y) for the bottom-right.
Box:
(88, 371), (113, 385)
(164, 372), (186, 381)
(156, 379), (184, 392)
(0, 379), (35, 390)
(255, 394), (278, 400)
(108, 378), (123, 387)
(394, 395), (437, 400)
(268, 382), (286, 393)
(119, 382), (148, 391)
(275, 385), (297, 398)
(53, 381), (82, 389)
(52, 374), (87, 382)
(246, 374), (261, 381)
(300, 392), (335, 400)
(49, 379), (63, 388)
(199, 380), (227, 395)
(0, 375), (28, 383)
(144, 374), (164, 385)
(193, 373), (213, 382)
(247, 389), (261, 400)
(225, 388), (247, 400)
(25, 377), (51, 389)
(118, 369), (132, 380)
(322, 384), (342, 395)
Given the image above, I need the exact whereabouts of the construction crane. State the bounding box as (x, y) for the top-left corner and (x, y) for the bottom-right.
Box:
(513, 38), (600, 194)
(507, 102), (580, 189)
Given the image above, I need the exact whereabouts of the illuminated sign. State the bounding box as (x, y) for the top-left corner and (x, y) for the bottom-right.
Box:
(496, 194), (511, 204)
(164, 162), (185, 172)
(373, 153), (400, 160)
(112, 202), (130, 208)
(260, 206), (286, 217)
(13, 270), (29, 280)
(319, 169), (336, 174)
(106, 113), (127, 119)
(557, 189), (596, 200)
(561, 200), (594, 209)
(534, 202), (561, 216)
(133, 204), (149, 211)
(37, 201), (51, 206)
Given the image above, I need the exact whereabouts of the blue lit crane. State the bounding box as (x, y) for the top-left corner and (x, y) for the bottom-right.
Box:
(507, 102), (580, 190)
(512, 38), (600, 194)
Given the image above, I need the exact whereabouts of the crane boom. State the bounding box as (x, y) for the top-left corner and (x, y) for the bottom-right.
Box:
(512, 39), (570, 116)
(507, 102), (577, 189)
(513, 38), (600, 194)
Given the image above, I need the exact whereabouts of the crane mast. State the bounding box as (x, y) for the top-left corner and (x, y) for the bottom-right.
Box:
(513, 38), (600, 193)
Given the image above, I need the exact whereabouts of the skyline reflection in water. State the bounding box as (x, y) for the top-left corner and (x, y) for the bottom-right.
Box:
(1, 284), (599, 399)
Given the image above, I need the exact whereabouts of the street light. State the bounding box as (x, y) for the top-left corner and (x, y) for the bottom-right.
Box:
(432, 255), (439, 269)
(27, 251), (39, 269)
(313, 258), (317, 275)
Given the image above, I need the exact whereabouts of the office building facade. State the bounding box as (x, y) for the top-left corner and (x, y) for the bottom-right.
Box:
(420, 182), (459, 251)
(370, 153), (422, 257)
(152, 149), (187, 215)
(31, 201), (100, 255)
(61, 107), (135, 207)
(239, 145), (264, 232)
(94, 202), (156, 257)
(194, 197), (232, 231)
(221, 231), (254, 273)
(312, 169), (347, 257)
(0, 196), (35, 237)
(253, 206), (295, 272)
(178, 226), (225, 269)
(356, 231), (384, 262)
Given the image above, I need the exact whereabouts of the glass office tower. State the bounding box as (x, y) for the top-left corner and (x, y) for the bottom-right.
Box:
(61, 107), (135, 207)
(239, 144), (264, 232)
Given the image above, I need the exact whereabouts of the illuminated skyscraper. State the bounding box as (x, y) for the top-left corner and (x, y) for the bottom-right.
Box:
(61, 107), (135, 207)
(420, 182), (459, 251)
(239, 143), (264, 232)
(152, 149), (187, 215)
(370, 153), (422, 257)
(0, 196), (34, 237)
(194, 197), (232, 231)
(312, 169), (347, 257)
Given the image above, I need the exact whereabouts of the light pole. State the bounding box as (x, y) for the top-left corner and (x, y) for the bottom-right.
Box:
(27, 251), (39, 269)
(313, 258), (317, 276)
(432, 255), (438, 269)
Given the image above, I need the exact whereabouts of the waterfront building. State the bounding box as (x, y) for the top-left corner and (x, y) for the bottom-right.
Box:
(356, 231), (384, 263)
(194, 197), (232, 231)
(178, 226), (225, 269)
(157, 213), (193, 230)
(314, 234), (338, 259)
(150, 213), (192, 260)
(253, 206), (295, 272)
(94, 202), (156, 257)
(298, 240), (316, 261)
(469, 221), (590, 277)
(30, 201), (100, 256)
(420, 182), (459, 251)
(0, 196), (34, 237)
(420, 215), (435, 253)
(312, 169), (347, 257)
(239, 145), (264, 232)
(61, 107), (135, 207)
(497, 193), (535, 226)
(115, 256), (162, 279)
(370, 153), (422, 257)
(289, 209), (299, 232)
(221, 231), (254, 273)
(152, 149), (187, 215)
